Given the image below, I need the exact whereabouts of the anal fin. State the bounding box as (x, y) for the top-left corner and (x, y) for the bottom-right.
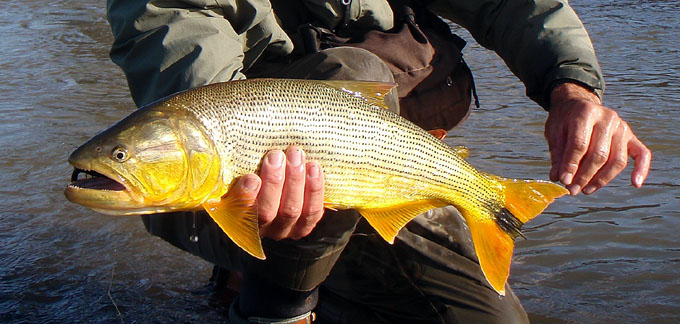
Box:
(359, 199), (448, 244)
(202, 190), (265, 260)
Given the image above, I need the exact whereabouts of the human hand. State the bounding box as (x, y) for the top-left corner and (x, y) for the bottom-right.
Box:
(545, 83), (651, 195)
(230, 146), (325, 240)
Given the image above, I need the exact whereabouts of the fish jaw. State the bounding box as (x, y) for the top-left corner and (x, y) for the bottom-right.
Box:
(64, 184), (193, 215)
(64, 184), (138, 215)
(65, 152), (145, 214)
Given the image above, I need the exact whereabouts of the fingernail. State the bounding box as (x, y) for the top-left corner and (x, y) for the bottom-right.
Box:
(583, 185), (596, 195)
(307, 163), (319, 179)
(267, 150), (284, 168)
(288, 148), (303, 167)
(242, 176), (259, 191)
(568, 184), (581, 196)
(634, 175), (644, 187)
(561, 172), (574, 185)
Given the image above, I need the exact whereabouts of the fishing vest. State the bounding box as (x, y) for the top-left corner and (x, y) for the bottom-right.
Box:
(271, 0), (478, 130)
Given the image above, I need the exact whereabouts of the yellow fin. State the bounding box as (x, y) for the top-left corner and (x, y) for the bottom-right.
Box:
(452, 145), (469, 159)
(500, 179), (569, 223)
(461, 178), (567, 295)
(202, 190), (265, 260)
(465, 212), (514, 296)
(359, 199), (448, 244)
(426, 130), (468, 158)
(319, 80), (397, 110)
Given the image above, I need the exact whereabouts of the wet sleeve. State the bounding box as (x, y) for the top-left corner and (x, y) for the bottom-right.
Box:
(107, 0), (248, 107)
(429, 0), (605, 109)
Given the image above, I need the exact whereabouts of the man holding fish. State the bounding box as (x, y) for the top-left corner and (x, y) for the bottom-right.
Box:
(96, 0), (651, 323)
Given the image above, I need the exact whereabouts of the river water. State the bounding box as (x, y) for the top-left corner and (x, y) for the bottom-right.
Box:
(0, 0), (677, 323)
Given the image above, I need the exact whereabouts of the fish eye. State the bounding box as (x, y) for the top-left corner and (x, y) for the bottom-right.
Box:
(111, 146), (129, 162)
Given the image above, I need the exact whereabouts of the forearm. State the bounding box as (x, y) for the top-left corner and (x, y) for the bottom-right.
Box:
(429, 0), (604, 108)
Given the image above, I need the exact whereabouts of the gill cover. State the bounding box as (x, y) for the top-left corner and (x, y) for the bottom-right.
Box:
(67, 106), (221, 213)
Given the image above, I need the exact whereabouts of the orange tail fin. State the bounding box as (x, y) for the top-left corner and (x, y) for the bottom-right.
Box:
(464, 179), (568, 295)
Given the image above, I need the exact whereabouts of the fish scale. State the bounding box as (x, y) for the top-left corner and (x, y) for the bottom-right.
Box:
(170, 78), (497, 211)
(65, 78), (568, 295)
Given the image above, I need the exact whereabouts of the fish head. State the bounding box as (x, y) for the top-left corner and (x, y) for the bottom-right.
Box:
(65, 106), (222, 215)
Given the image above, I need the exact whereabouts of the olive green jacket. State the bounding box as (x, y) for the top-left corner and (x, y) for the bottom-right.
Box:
(107, 0), (604, 109)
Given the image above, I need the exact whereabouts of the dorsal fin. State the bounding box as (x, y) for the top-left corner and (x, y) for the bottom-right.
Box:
(452, 145), (469, 159)
(426, 129), (469, 158)
(319, 80), (397, 110)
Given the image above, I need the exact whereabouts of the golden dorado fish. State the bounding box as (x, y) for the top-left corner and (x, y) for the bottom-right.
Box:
(65, 78), (567, 295)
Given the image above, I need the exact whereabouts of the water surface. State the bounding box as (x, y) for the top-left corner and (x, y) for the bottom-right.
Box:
(0, 0), (678, 322)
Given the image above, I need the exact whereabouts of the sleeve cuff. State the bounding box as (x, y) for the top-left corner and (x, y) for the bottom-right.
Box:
(535, 66), (605, 110)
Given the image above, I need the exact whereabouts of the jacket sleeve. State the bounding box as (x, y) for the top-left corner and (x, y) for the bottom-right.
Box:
(107, 0), (291, 107)
(429, 0), (605, 109)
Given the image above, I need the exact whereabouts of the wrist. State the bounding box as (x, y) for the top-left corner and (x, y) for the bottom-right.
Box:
(549, 81), (602, 109)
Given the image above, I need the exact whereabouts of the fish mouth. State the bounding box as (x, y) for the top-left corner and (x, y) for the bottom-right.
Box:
(69, 168), (127, 191)
(64, 164), (140, 214)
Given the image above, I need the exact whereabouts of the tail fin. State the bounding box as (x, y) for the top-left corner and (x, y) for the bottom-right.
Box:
(464, 179), (568, 295)
(502, 179), (570, 223)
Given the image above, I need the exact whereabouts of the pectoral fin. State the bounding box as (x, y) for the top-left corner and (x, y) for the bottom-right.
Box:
(202, 190), (265, 260)
(359, 200), (448, 244)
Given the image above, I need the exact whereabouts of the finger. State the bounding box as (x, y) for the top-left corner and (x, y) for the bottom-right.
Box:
(256, 150), (286, 228)
(546, 123), (566, 182)
(628, 135), (652, 187)
(568, 116), (617, 195)
(559, 115), (595, 187)
(231, 174), (262, 200)
(290, 161), (325, 239)
(264, 146), (306, 240)
(581, 123), (628, 195)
